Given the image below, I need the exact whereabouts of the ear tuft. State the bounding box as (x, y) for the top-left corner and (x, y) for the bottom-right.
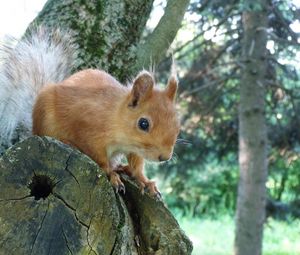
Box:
(165, 58), (178, 101)
(128, 71), (154, 107)
(166, 76), (178, 102)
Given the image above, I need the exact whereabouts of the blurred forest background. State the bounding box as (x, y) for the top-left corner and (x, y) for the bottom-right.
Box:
(0, 0), (299, 254)
(155, 0), (300, 221)
(149, 0), (300, 254)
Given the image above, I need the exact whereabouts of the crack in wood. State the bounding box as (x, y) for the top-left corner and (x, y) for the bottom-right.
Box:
(30, 200), (50, 255)
(52, 192), (88, 228)
(109, 190), (134, 255)
(64, 154), (81, 187)
(121, 192), (142, 252)
(61, 226), (74, 255)
(86, 217), (98, 255)
(0, 195), (31, 202)
(109, 235), (118, 255)
(53, 192), (76, 211)
(53, 192), (98, 254)
(86, 188), (98, 255)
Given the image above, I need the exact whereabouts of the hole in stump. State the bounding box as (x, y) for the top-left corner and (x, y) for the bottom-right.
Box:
(28, 174), (54, 200)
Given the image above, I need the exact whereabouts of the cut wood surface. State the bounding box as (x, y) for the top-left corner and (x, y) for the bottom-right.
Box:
(0, 136), (192, 255)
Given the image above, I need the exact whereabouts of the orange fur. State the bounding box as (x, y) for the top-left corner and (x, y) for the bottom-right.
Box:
(32, 69), (180, 196)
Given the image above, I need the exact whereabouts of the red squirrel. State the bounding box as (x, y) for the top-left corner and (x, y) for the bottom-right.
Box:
(32, 68), (180, 197)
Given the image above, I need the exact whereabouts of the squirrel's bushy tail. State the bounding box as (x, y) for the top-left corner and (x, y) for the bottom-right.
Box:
(0, 28), (75, 145)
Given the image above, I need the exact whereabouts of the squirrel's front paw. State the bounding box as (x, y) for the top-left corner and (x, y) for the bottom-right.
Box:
(109, 172), (125, 194)
(139, 180), (161, 200)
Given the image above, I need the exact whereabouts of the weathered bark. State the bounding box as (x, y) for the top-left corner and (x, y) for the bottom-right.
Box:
(0, 136), (192, 255)
(28, 0), (154, 82)
(28, 0), (189, 82)
(234, 1), (268, 255)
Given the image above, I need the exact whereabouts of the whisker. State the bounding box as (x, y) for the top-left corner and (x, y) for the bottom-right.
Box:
(176, 138), (192, 145)
(170, 152), (178, 163)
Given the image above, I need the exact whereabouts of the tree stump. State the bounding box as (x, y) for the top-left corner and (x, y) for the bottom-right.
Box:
(0, 136), (192, 255)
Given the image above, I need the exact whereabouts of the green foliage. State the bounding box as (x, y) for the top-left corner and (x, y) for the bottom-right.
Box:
(154, 0), (300, 218)
(238, 1), (264, 12)
(177, 216), (300, 255)
(148, 155), (239, 217)
(268, 150), (300, 202)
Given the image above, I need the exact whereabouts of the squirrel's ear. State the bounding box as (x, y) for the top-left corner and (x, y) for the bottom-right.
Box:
(129, 71), (154, 107)
(165, 76), (178, 102)
(165, 59), (178, 102)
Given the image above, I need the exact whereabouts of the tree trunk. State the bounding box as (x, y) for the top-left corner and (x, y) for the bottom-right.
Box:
(28, 0), (154, 82)
(135, 0), (190, 72)
(28, 0), (189, 82)
(234, 1), (268, 255)
(0, 137), (193, 255)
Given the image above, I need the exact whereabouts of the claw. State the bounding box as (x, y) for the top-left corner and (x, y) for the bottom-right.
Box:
(119, 183), (126, 194)
(144, 187), (161, 201)
(114, 183), (126, 194)
(154, 191), (162, 201)
(110, 172), (126, 194)
(139, 180), (161, 199)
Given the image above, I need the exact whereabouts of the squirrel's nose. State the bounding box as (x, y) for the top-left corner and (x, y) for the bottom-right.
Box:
(159, 155), (169, 162)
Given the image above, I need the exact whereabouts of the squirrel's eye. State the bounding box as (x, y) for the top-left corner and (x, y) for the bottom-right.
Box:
(138, 118), (150, 132)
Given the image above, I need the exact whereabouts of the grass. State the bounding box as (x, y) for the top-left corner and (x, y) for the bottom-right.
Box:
(176, 216), (300, 255)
